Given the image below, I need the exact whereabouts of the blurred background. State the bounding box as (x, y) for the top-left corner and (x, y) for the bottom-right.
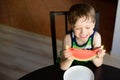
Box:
(0, 0), (118, 80)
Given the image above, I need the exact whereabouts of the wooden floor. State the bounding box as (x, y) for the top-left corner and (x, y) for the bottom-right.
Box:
(0, 24), (120, 80)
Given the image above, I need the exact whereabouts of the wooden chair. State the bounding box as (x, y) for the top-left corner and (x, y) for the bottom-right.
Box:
(49, 11), (99, 65)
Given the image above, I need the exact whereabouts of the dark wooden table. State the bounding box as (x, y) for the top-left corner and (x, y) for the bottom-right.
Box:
(18, 64), (120, 80)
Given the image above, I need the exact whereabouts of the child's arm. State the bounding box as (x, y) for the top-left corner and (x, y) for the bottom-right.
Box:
(60, 34), (74, 70)
(92, 32), (106, 67)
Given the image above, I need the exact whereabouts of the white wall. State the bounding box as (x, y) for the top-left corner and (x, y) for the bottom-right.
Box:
(111, 0), (120, 58)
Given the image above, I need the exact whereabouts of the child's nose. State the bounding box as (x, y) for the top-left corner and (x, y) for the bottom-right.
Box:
(80, 28), (86, 34)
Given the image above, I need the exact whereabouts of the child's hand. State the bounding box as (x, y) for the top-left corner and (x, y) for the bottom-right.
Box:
(96, 48), (106, 58)
(62, 49), (74, 60)
(61, 45), (74, 60)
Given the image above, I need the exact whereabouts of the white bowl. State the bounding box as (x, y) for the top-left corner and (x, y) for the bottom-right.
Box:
(63, 65), (94, 80)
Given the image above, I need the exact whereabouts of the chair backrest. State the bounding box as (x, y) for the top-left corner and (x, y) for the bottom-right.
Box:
(49, 11), (99, 65)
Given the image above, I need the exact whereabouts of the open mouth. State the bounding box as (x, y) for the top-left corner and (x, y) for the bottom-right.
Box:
(80, 34), (88, 39)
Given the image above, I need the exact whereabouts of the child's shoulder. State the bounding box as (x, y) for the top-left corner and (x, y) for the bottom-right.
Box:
(94, 31), (101, 38)
(93, 31), (101, 48)
(64, 33), (71, 39)
(93, 31), (101, 43)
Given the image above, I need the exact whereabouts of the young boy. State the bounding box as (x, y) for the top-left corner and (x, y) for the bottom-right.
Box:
(60, 3), (106, 70)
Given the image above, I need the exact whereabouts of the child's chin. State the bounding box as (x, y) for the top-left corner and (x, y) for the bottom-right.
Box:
(80, 37), (89, 41)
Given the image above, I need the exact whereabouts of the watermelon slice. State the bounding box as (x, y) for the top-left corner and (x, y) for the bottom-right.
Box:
(68, 46), (103, 61)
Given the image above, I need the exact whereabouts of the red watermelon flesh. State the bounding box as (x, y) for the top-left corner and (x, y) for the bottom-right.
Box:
(68, 48), (100, 61)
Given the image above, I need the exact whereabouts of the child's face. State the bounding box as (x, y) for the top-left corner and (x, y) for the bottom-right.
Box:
(73, 17), (95, 42)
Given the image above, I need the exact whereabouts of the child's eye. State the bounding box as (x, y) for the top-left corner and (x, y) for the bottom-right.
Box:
(74, 27), (80, 30)
(75, 28), (80, 30)
(86, 27), (90, 29)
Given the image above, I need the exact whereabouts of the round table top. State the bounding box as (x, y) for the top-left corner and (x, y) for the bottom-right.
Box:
(18, 64), (120, 80)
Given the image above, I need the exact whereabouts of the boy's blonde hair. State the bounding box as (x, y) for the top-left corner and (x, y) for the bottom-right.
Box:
(68, 3), (96, 26)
